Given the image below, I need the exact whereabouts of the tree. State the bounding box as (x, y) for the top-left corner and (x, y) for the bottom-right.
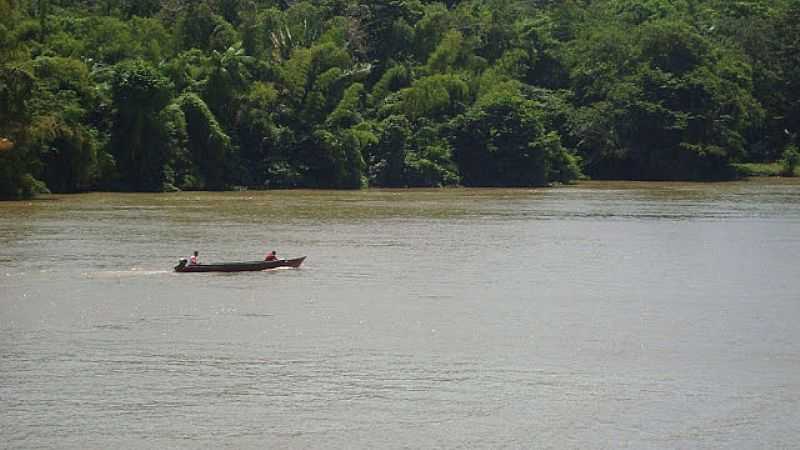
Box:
(746, 3), (800, 160)
(0, 65), (48, 198)
(237, 81), (280, 186)
(451, 88), (579, 186)
(782, 144), (799, 176)
(28, 57), (101, 193)
(204, 42), (254, 130)
(404, 122), (460, 187)
(110, 60), (173, 191)
(363, 0), (423, 62)
(177, 3), (236, 52)
(566, 17), (756, 180)
(4, 0), (800, 196)
(369, 115), (411, 187)
(371, 64), (410, 103)
(175, 93), (232, 190)
(399, 74), (469, 121)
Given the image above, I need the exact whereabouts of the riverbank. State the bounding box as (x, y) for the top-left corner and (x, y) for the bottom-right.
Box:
(4, 173), (800, 202)
(733, 162), (800, 177)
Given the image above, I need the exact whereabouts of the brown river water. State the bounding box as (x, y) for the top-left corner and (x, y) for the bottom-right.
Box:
(1, 179), (800, 448)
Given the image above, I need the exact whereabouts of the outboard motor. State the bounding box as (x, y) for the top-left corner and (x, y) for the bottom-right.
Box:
(175, 258), (188, 271)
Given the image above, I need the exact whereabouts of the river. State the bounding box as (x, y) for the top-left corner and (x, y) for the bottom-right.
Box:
(2, 179), (799, 448)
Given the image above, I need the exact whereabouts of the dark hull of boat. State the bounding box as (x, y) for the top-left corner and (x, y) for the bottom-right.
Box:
(175, 257), (306, 273)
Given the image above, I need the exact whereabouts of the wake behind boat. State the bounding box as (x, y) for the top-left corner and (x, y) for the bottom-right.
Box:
(174, 256), (306, 273)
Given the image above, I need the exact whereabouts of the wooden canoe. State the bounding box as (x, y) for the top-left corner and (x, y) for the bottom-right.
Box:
(174, 256), (306, 273)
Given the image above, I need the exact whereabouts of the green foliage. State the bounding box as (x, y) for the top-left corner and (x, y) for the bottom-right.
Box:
(278, 41), (353, 123)
(372, 64), (410, 102)
(237, 81), (279, 186)
(175, 93), (231, 190)
(241, 7), (285, 60)
(0, 66), (35, 140)
(565, 16), (756, 180)
(311, 127), (371, 189)
(364, 0), (424, 61)
(15, 57), (107, 193)
(47, 16), (172, 64)
(6, 0), (800, 197)
(639, 20), (708, 75)
(203, 42), (254, 129)
(426, 31), (466, 74)
(781, 145), (800, 177)
(610, 0), (687, 25)
(0, 159), (50, 199)
(327, 83), (366, 129)
(177, 3), (237, 52)
(0, 64), (39, 199)
(746, 3), (800, 160)
(110, 59), (173, 191)
(405, 124), (460, 187)
(400, 74), (469, 120)
(158, 102), (191, 190)
(285, 2), (327, 48)
(732, 162), (784, 177)
(451, 90), (577, 186)
(369, 115), (411, 187)
(413, 3), (451, 62)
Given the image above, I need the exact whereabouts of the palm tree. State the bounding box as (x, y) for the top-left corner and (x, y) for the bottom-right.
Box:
(204, 42), (254, 129)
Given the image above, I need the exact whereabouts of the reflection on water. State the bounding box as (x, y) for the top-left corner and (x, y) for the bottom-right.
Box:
(1, 179), (800, 448)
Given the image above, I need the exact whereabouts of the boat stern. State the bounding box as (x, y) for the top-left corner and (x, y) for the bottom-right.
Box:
(174, 258), (188, 272)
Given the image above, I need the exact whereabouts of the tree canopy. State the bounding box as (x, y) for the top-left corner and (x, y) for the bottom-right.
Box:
(2, 0), (799, 198)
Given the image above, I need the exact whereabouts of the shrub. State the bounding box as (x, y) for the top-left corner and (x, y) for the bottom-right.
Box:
(781, 145), (799, 177)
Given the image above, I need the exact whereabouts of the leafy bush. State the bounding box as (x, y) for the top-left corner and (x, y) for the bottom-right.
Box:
(781, 145), (800, 177)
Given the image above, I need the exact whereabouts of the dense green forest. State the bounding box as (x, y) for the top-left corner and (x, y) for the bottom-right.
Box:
(1, 0), (799, 198)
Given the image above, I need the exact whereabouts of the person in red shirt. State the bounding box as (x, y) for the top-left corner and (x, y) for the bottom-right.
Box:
(189, 251), (199, 265)
(265, 250), (278, 261)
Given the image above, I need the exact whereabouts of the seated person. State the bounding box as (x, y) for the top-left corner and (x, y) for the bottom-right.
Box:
(189, 251), (199, 265)
(265, 250), (278, 261)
